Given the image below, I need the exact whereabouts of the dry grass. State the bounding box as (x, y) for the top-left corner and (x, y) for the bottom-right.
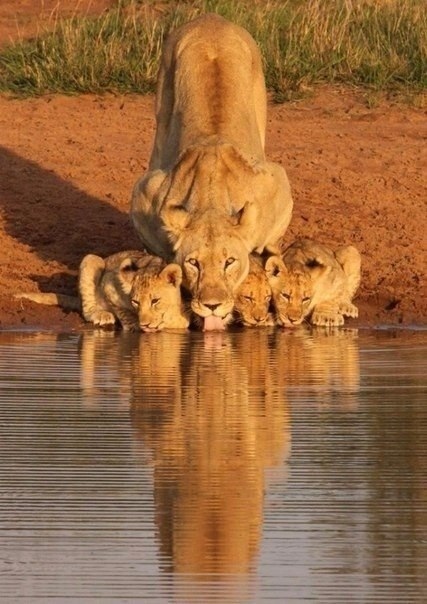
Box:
(0, 0), (425, 99)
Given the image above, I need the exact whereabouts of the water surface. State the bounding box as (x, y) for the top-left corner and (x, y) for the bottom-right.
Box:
(0, 328), (426, 603)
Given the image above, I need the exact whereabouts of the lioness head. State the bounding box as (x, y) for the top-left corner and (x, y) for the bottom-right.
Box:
(234, 257), (273, 327)
(125, 262), (189, 332)
(265, 255), (315, 327)
(164, 211), (254, 331)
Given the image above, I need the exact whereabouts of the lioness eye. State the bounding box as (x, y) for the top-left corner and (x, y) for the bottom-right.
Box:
(225, 257), (236, 268)
(244, 295), (253, 302)
(302, 297), (311, 304)
(281, 292), (291, 301)
(131, 299), (139, 308)
(151, 298), (160, 306)
(187, 258), (199, 269)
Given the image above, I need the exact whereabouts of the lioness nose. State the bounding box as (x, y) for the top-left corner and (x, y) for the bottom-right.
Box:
(205, 303), (221, 311)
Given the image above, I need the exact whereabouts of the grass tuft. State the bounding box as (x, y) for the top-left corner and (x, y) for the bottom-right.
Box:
(0, 0), (425, 99)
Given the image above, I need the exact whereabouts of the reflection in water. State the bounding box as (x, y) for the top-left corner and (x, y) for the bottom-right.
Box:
(129, 329), (291, 601)
(0, 328), (426, 602)
(272, 327), (360, 401)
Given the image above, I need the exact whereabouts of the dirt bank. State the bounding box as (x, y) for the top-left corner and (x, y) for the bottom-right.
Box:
(0, 2), (425, 331)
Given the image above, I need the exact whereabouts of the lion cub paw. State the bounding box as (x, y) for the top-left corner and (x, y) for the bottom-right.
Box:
(87, 309), (116, 327)
(339, 302), (359, 318)
(311, 310), (344, 327)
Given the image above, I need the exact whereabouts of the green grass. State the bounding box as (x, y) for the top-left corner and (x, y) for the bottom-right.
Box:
(0, 0), (425, 99)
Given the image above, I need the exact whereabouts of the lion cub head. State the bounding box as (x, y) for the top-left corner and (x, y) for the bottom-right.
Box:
(121, 260), (189, 332)
(234, 255), (274, 327)
(265, 255), (316, 327)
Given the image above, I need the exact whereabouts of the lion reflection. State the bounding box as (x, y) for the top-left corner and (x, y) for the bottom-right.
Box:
(76, 326), (359, 600)
(273, 327), (361, 409)
(129, 330), (291, 598)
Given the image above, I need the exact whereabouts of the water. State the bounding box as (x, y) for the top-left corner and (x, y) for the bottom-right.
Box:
(0, 328), (426, 603)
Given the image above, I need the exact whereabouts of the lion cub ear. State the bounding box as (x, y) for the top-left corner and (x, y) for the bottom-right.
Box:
(160, 263), (183, 287)
(305, 255), (325, 269)
(162, 206), (190, 247)
(119, 257), (140, 284)
(265, 255), (286, 279)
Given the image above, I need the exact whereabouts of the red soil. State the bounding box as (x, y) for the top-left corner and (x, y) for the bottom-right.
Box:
(0, 2), (425, 331)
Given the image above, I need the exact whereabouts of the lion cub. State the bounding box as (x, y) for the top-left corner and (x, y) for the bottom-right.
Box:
(16, 251), (189, 332)
(265, 238), (361, 327)
(234, 255), (274, 327)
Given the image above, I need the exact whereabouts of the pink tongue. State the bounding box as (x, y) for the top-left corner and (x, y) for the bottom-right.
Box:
(203, 315), (225, 331)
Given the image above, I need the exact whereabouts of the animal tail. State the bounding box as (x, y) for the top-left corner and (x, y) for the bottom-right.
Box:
(15, 292), (81, 311)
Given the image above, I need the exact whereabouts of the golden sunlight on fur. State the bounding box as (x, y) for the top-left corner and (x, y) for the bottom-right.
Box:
(16, 250), (189, 331)
(266, 238), (361, 327)
(131, 14), (293, 331)
(234, 254), (274, 326)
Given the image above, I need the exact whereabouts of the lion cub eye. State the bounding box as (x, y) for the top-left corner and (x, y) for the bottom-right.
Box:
(187, 258), (200, 269)
(225, 257), (236, 268)
(243, 295), (253, 302)
(131, 299), (140, 308)
(151, 298), (160, 307)
(302, 297), (311, 304)
(281, 292), (291, 301)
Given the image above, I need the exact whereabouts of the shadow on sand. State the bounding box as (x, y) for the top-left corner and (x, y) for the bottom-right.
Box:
(0, 145), (141, 270)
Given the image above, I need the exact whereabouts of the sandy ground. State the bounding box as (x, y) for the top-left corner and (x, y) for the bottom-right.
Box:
(0, 2), (426, 331)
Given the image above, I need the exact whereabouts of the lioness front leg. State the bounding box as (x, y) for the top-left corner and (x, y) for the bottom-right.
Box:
(311, 301), (344, 327)
(79, 254), (116, 327)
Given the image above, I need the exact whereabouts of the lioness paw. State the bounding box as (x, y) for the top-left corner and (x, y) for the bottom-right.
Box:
(311, 310), (344, 327)
(339, 302), (359, 318)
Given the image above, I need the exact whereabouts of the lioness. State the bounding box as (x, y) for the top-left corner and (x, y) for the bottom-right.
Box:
(234, 255), (274, 327)
(131, 14), (293, 331)
(16, 251), (189, 332)
(265, 238), (361, 327)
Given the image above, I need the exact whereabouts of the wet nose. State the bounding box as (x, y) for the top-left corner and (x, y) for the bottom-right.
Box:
(205, 303), (221, 312)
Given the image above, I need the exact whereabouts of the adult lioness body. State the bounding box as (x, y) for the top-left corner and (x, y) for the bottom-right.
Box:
(131, 14), (293, 330)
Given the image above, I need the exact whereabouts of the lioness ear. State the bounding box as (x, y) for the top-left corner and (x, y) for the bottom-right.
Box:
(160, 263), (183, 287)
(235, 202), (258, 249)
(265, 255), (286, 279)
(161, 206), (190, 248)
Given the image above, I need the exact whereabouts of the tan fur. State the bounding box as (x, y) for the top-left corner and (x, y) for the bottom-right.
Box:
(15, 251), (189, 332)
(234, 255), (274, 327)
(131, 14), (293, 326)
(265, 238), (361, 327)
(129, 263), (189, 332)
